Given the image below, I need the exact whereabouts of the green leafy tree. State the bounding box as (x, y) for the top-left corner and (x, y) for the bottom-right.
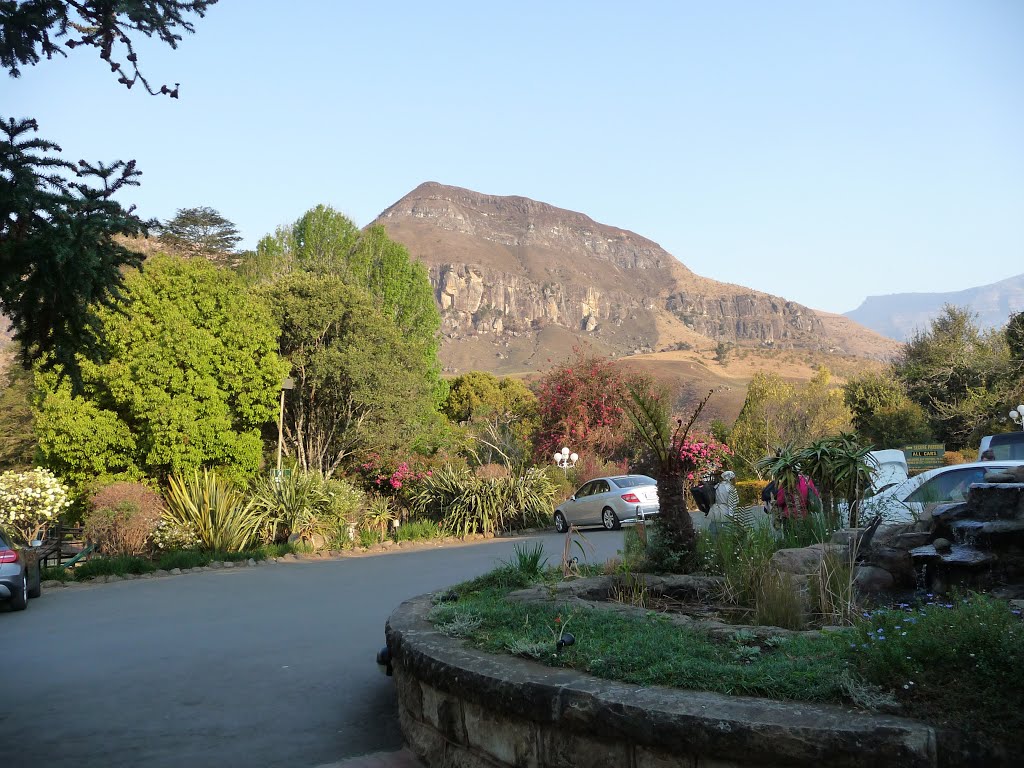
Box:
(729, 369), (852, 478)
(1, 1), (215, 382)
(843, 370), (932, 449)
(33, 255), (287, 490)
(0, 353), (38, 469)
(158, 206), (241, 262)
(443, 371), (538, 467)
(893, 305), (1010, 447)
(261, 272), (443, 477)
(241, 205), (443, 398)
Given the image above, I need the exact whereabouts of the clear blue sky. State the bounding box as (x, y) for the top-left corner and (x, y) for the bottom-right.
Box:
(4, 1), (1022, 314)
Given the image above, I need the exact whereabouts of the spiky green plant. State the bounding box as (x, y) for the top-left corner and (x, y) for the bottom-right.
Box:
(163, 470), (264, 552)
(249, 470), (328, 542)
(362, 495), (396, 541)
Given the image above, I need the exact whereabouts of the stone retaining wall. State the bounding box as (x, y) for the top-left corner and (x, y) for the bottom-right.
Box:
(386, 595), (940, 768)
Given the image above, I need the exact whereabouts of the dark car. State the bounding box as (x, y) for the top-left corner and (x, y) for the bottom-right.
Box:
(0, 524), (42, 611)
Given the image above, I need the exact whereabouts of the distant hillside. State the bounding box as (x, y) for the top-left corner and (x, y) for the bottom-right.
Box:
(845, 273), (1024, 341)
(373, 182), (900, 376)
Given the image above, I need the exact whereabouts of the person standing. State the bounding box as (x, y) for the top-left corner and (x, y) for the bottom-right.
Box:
(707, 470), (738, 534)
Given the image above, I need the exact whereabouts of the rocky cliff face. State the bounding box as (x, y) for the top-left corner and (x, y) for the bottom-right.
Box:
(374, 182), (897, 369)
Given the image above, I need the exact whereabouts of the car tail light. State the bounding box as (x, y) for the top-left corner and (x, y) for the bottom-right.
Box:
(0, 549), (18, 564)
(621, 493), (641, 504)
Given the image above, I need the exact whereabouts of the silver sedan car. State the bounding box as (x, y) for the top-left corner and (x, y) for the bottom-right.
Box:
(554, 475), (660, 532)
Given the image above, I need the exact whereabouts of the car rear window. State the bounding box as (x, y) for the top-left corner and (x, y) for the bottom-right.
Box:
(612, 476), (655, 488)
(988, 433), (1024, 460)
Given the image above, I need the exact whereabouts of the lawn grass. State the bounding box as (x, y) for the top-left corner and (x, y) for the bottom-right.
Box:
(431, 565), (1024, 752)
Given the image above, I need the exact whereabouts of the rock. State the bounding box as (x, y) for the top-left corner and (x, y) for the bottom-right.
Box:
(933, 538), (952, 553)
(169, 568), (182, 575)
(41, 579), (64, 588)
(223, 561), (235, 568)
(983, 466), (1024, 483)
(208, 561), (223, 569)
(769, 543), (848, 576)
(854, 566), (894, 592)
(861, 546), (915, 587)
(247, 558), (257, 567)
(153, 569), (170, 577)
(381, 540), (395, 549)
(107, 575), (124, 582)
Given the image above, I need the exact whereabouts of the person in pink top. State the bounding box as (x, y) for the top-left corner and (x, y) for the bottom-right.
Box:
(775, 474), (820, 519)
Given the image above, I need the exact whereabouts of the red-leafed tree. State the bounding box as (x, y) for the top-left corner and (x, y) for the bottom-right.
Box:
(532, 348), (646, 464)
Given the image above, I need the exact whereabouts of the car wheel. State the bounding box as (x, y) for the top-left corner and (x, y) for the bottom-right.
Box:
(28, 563), (41, 599)
(554, 511), (568, 534)
(601, 507), (621, 531)
(10, 575), (28, 611)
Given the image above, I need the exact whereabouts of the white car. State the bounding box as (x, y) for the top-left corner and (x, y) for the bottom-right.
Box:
(859, 460), (1024, 523)
(554, 475), (659, 532)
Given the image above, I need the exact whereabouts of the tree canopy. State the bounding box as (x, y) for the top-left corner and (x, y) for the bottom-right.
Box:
(33, 255), (287, 490)
(260, 272), (443, 477)
(1, 0), (216, 96)
(158, 206), (241, 262)
(1, 0), (215, 384)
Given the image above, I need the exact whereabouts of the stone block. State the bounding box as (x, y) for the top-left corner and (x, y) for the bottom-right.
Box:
(399, 703), (446, 767)
(854, 565), (895, 593)
(463, 698), (538, 767)
(442, 747), (506, 768)
(422, 682), (466, 744)
(394, 668), (424, 722)
(539, 724), (630, 768)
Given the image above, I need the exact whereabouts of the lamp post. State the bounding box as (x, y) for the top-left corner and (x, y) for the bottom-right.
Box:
(276, 376), (295, 476)
(553, 446), (578, 474)
(1010, 404), (1024, 430)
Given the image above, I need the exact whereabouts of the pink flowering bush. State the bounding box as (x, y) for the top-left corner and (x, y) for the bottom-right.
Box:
(675, 433), (732, 483)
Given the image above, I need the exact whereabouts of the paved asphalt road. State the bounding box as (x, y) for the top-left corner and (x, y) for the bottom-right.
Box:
(1, 530), (626, 768)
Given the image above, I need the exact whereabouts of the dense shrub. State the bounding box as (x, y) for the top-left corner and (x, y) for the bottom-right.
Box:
(735, 480), (769, 508)
(409, 465), (556, 537)
(85, 482), (163, 557)
(163, 470), (264, 552)
(0, 467), (72, 542)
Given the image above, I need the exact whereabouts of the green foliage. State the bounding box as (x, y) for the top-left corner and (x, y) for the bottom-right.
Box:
(735, 479), (768, 508)
(893, 305), (1019, 448)
(395, 519), (441, 542)
(33, 255), (287, 487)
(0, 116), (148, 381)
(163, 470), (264, 553)
(852, 595), (1024, 750)
(409, 464), (556, 537)
(443, 371), (538, 468)
(361, 495), (397, 542)
(842, 370), (932, 449)
(729, 369), (852, 478)
(157, 206), (241, 260)
(0, 356), (37, 470)
(73, 555), (156, 580)
(261, 273), (443, 476)
(501, 542), (548, 579)
(429, 578), (850, 702)
(248, 470), (360, 544)
(84, 499), (161, 558)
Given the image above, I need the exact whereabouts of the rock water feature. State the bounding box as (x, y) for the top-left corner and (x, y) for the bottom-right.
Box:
(905, 467), (1024, 596)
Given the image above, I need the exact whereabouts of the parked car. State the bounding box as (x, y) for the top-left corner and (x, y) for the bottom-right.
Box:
(554, 475), (659, 532)
(859, 460), (1024, 524)
(0, 524), (42, 611)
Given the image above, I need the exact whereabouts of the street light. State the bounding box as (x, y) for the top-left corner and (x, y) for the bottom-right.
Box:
(553, 446), (578, 474)
(1010, 404), (1024, 430)
(276, 376), (295, 476)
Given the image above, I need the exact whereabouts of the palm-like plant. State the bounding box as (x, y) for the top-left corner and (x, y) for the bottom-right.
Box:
(164, 470), (264, 552)
(249, 471), (329, 542)
(625, 384), (712, 563)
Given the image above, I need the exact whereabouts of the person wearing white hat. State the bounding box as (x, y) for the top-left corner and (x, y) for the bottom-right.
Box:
(707, 470), (738, 533)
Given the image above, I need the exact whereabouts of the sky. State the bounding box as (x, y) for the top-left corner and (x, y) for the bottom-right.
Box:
(3, 1), (1022, 314)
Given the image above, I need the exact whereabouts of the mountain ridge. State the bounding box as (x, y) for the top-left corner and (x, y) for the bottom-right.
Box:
(373, 182), (900, 373)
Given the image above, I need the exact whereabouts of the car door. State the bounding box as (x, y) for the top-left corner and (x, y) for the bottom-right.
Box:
(564, 481), (596, 526)
(584, 479), (612, 524)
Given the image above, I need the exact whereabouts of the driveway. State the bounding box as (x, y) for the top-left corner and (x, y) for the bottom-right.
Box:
(1, 530), (625, 767)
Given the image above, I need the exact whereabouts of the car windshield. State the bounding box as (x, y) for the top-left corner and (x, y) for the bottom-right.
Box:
(612, 476), (654, 488)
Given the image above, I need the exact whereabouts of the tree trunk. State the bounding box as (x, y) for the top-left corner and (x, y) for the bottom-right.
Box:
(657, 469), (696, 556)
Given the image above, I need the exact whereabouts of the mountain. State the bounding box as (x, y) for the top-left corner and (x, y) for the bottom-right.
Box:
(845, 273), (1024, 342)
(373, 183), (900, 375)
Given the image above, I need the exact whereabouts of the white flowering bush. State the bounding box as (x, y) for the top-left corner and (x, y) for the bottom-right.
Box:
(152, 518), (201, 551)
(0, 467), (73, 542)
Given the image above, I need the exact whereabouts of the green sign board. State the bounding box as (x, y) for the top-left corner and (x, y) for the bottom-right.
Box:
(903, 443), (945, 471)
